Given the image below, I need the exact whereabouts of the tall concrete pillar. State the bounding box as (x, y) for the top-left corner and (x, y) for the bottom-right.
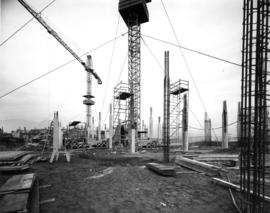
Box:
(157, 116), (161, 143)
(149, 107), (153, 139)
(98, 112), (101, 141)
(163, 51), (170, 163)
(92, 116), (95, 140)
(204, 112), (212, 143)
(109, 104), (113, 149)
(182, 94), (188, 151)
(222, 100), (228, 148)
(131, 129), (135, 153)
(50, 112), (70, 163)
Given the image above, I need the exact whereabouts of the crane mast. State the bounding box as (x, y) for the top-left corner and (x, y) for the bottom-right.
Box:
(17, 0), (102, 84)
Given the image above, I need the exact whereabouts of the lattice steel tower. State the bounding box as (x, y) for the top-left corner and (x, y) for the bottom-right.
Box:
(240, 0), (270, 212)
(119, 0), (151, 132)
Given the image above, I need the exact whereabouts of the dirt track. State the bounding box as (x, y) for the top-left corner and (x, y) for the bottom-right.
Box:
(29, 150), (237, 213)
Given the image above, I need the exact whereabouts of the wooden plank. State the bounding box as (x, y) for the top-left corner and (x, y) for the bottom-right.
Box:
(0, 173), (35, 193)
(0, 151), (31, 161)
(175, 157), (227, 176)
(146, 162), (175, 176)
(28, 178), (40, 213)
(0, 193), (29, 213)
(18, 154), (38, 164)
(0, 164), (29, 172)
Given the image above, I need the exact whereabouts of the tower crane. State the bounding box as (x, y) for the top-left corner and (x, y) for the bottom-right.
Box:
(17, 0), (102, 84)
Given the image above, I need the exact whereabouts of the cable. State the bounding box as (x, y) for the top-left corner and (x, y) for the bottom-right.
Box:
(101, 15), (120, 118)
(142, 34), (242, 68)
(189, 125), (204, 131)
(0, 32), (127, 100)
(142, 37), (163, 70)
(212, 121), (238, 130)
(226, 175), (243, 213)
(102, 51), (128, 125)
(189, 108), (204, 129)
(160, 0), (207, 113)
(0, 0), (56, 47)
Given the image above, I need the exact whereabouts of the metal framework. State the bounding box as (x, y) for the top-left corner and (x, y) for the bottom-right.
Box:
(169, 79), (189, 146)
(240, 0), (270, 212)
(128, 16), (141, 131)
(113, 82), (132, 147)
(113, 82), (132, 129)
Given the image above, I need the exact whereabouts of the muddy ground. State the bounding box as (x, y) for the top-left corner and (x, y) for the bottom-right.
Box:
(3, 147), (270, 212)
(16, 149), (239, 213)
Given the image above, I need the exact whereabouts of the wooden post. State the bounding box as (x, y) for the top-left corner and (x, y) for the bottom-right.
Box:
(222, 100), (228, 148)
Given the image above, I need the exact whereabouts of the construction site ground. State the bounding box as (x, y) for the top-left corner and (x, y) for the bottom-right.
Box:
(1, 147), (270, 213)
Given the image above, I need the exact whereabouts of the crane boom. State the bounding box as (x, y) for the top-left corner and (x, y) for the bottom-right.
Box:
(17, 0), (102, 84)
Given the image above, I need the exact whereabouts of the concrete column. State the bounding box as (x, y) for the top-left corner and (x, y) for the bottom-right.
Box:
(222, 100), (228, 148)
(109, 104), (113, 149)
(163, 51), (170, 163)
(157, 116), (161, 143)
(92, 117), (95, 139)
(98, 112), (101, 141)
(182, 94), (188, 151)
(131, 128), (135, 153)
(149, 107), (153, 139)
(204, 112), (212, 143)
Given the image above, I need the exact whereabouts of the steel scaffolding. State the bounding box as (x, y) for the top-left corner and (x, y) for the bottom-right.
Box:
(169, 79), (189, 146)
(240, 0), (270, 212)
(113, 82), (132, 146)
(113, 82), (132, 128)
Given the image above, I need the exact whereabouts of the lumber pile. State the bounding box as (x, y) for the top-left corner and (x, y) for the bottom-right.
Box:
(0, 151), (40, 172)
(146, 162), (175, 176)
(175, 157), (228, 176)
(183, 153), (238, 162)
(0, 173), (39, 213)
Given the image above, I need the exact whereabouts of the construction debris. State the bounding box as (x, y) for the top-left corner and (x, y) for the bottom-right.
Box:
(40, 198), (55, 205)
(146, 162), (175, 177)
(0, 151), (32, 161)
(0, 151), (41, 172)
(86, 167), (113, 179)
(0, 173), (39, 213)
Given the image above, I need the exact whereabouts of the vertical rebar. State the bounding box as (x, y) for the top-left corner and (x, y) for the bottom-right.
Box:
(163, 51), (170, 163)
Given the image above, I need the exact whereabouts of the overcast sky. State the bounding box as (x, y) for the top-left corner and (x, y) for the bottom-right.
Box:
(0, 0), (242, 136)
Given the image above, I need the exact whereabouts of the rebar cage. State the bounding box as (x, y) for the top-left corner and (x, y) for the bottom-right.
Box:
(240, 0), (270, 212)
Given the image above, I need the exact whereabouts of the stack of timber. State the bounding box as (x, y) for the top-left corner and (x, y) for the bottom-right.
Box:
(0, 173), (39, 213)
(146, 162), (176, 176)
(183, 153), (238, 162)
(0, 151), (40, 172)
(175, 157), (228, 176)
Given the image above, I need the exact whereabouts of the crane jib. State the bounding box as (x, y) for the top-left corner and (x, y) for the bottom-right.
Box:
(17, 0), (102, 85)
